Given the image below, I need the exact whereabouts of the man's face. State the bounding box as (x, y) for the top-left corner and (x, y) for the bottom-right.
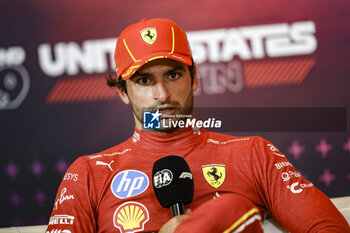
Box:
(118, 59), (198, 133)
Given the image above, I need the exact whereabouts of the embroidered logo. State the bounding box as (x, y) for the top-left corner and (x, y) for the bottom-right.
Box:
(96, 160), (114, 171)
(111, 170), (149, 199)
(140, 28), (157, 45)
(113, 201), (149, 233)
(202, 164), (226, 188)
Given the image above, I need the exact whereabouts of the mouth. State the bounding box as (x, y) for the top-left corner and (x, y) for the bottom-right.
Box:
(156, 106), (176, 118)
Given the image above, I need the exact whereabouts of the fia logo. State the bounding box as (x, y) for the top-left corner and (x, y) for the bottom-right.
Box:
(202, 164), (226, 188)
(111, 170), (149, 199)
(143, 110), (161, 129)
(153, 169), (173, 189)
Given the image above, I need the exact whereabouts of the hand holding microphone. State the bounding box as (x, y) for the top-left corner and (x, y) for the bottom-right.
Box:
(152, 155), (194, 216)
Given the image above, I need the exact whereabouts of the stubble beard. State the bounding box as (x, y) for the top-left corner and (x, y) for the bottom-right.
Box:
(129, 91), (194, 133)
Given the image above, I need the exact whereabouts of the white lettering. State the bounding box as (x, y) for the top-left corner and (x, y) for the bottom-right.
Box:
(88, 148), (131, 159)
(54, 188), (74, 210)
(162, 118), (221, 129)
(187, 21), (317, 64)
(49, 215), (75, 225)
(116, 171), (131, 192)
(37, 21), (316, 78)
(222, 28), (252, 60)
(188, 29), (226, 63)
(207, 137), (250, 145)
(274, 161), (293, 169)
(300, 183), (313, 188)
(186, 118), (196, 127)
(0, 47), (26, 66)
(178, 120), (184, 127)
(196, 120), (203, 128)
(267, 21), (317, 57)
(115, 171), (145, 198)
(281, 171), (301, 182)
(128, 177), (144, 197)
(63, 173), (79, 182)
(215, 121), (222, 128)
(38, 43), (66, 76)
(241, 23), (288, 59)
(289, 182), (303, 194)
(46, 230), (71, 233)
(281, 172), (291, 182)
(153, 169), (173, 188)
(287, 181), (313, 194)
(267, 143), (279, 152)
(38, 39), (116, 77)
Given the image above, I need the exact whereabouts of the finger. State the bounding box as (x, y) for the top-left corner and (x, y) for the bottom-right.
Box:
(184, 208), (192, 215)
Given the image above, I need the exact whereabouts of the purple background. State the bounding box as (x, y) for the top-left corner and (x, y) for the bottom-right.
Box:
(0, 0), (349, 227)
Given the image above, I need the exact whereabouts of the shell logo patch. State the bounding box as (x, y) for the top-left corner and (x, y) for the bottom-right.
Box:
(113, 201), (149, 233)
(140, 28), (157, 45)
(202, 164), (226, 188)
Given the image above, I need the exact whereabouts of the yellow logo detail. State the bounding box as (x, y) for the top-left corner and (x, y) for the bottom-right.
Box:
(113, 202), (149, 233)
(140, 28), (157, 45)
(122, 65), (141, 78)
(202, 164), (226, 188)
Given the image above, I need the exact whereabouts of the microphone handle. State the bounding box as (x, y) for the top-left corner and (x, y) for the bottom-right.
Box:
(170, 202), (185, 216)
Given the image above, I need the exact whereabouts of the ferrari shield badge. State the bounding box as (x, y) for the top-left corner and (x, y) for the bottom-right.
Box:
(202, 164), (226, 188)
(140, 28), (157, 45)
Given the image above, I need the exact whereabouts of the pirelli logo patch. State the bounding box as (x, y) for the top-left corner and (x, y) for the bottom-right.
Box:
(202, 164), (226, 188)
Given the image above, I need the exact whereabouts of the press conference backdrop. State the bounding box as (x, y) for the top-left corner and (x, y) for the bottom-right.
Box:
(1, 0), (349, 227)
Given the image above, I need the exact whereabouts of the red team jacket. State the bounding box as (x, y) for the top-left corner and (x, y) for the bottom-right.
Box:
(46, 127), (349, 233)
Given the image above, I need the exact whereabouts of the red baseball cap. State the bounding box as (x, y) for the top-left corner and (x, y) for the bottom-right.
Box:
(114, 18), (193, 80)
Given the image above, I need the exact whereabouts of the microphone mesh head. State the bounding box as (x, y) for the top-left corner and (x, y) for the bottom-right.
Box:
(152, 155), (194, 208)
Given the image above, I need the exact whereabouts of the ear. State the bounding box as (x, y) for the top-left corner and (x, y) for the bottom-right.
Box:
(192, 65), (198, 92)
(116, 85), (130, 104)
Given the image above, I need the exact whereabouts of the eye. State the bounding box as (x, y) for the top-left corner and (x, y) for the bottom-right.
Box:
(136, 77), (151, 85)
(169, 71), (182, 80)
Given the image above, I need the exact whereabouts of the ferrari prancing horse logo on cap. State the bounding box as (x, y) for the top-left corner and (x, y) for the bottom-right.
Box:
(140, 28), (157, 45)
(202, 164), (226, 188)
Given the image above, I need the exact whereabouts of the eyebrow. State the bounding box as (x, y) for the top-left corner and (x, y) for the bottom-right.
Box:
(164, 65), (187, 76)
(131, 65), (187, 79)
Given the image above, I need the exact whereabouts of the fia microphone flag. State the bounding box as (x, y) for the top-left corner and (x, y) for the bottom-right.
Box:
(152, 155), (194, 215)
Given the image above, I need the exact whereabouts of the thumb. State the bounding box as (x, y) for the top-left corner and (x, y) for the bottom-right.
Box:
(184, 208), (192, 215)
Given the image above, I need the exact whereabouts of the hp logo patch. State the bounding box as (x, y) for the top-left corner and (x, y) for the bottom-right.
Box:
(143, 110), (161, 129)
(111, 170), (149, 199)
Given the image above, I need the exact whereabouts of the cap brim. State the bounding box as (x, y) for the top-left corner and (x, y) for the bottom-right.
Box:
(120, 52), (193, 80)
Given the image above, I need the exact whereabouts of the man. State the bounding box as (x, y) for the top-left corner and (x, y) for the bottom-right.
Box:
(46, 18), (349, 233)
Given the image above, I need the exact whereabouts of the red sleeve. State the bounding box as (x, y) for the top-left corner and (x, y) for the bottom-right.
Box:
(174, 194), (264, 233)
(46, 157), (98, 233)
(251, 136), (350, 232)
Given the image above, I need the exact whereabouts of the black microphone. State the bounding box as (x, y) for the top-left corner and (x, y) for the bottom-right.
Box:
(152, 155), (194, 216)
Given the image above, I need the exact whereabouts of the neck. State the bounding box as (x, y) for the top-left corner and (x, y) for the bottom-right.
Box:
(130, 126), (205, 153)
(134, 111), (196, 134)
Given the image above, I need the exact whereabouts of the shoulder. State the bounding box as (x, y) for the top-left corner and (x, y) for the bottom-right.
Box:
(66, 138), (134, 177)
(203, 131), (279, 158)
(80, 137), (133, 164)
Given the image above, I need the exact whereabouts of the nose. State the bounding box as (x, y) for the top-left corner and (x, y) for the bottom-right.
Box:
(154, 81), (170, 102)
